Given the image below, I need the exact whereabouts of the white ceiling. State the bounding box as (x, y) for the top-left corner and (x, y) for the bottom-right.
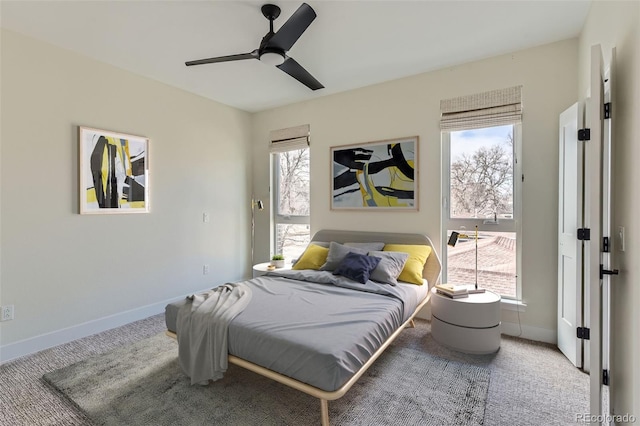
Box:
(1, 0), (591, 113)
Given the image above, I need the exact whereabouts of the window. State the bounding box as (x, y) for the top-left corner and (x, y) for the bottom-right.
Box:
(440, 87), (522, 299)
(270, 125), (311, 260)
(273, 148), (310, 259)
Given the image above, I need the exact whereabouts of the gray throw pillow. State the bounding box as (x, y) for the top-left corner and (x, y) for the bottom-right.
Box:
(320, 242), (367, 271)
(345, 242), (385, 252)
(368, 251), (409, 285)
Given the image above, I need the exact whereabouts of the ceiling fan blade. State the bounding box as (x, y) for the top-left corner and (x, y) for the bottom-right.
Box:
(186, 50), (258, 66)
(266, 3), (316, 52)
(277, 57), (324, 91)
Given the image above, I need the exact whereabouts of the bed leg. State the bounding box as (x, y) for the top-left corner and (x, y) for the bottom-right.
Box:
(320, 399), (330, 426)
(409, 319), (416, 328)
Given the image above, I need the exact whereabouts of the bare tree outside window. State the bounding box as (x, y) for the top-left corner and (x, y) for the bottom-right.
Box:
(277, 149), (310, 216)
(450, 130), (513, 219)
(275, 148), (310, 258)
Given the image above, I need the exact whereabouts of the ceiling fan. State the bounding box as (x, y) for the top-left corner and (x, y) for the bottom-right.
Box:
(185, 3), (324, 91)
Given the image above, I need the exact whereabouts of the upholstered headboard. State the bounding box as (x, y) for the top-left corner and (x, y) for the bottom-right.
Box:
(311, 229), (442, 288)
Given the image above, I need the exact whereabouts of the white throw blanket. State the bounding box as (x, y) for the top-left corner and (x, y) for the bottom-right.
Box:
(176, 283), (252, 385)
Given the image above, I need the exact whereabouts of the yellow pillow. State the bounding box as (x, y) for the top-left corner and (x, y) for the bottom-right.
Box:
(383, 244), (432, 285)
(292, 244), (330, 270)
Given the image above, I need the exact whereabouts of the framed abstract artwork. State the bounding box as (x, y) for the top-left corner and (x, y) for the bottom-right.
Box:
(331, 136), (418, 210)
(79, 126), (149, 214)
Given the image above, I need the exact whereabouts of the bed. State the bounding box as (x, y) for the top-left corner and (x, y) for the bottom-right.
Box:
(165, 229), (441, 425)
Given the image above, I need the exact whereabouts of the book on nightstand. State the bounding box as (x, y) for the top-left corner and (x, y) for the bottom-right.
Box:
(435, 283), (468, 294)
(435, 284), (469, 298)
(436, 289), (469, 299)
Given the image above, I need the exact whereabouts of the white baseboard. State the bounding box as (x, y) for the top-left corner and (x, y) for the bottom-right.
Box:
(501, 321), (557, 344)
(0, 290), (208, 364)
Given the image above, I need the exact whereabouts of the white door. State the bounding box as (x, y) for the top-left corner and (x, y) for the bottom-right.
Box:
(557, 44), (611, 422)
(557, 102), (584, 368)
(600, 46), (615, 418)
(586, 43), (605, 423)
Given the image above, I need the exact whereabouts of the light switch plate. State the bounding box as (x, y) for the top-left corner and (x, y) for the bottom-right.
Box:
(618, 226), (625, 252)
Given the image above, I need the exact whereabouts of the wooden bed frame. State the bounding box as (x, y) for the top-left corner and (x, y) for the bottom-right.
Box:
(167, 229), (441, 425)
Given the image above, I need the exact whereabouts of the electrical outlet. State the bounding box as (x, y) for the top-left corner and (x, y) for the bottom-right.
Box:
(203, 212), (210, 223)
(203, 264), (209, 275)
(1, 305), (14, 321)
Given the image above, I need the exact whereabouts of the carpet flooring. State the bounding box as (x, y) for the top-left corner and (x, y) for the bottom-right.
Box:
(42, 333), (490, 425)
(0, 315), (590, 425)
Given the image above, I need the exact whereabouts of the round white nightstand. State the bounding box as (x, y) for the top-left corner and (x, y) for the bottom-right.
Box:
(252, 262), (291, 278)
(430, 286), (501, 354)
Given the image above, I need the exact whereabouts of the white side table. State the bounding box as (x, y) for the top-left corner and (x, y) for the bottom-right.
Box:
(430, 286), (501, 354)
(252, 262), (291, 278)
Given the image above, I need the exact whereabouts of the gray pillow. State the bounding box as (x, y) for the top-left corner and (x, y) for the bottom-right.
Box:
(345, 242), (385, 252)
(320, 242), (367, 271)
(368, 251), (409, 285)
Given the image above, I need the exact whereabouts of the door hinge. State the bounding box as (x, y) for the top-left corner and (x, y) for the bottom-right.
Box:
(603, 236), (610, 252)
(604, 102), (612, 119)
(603, 369), (610, 386)
(577, 327), (591, 340)
(578, 128), (591, 141)
(577, 228), (591, 240)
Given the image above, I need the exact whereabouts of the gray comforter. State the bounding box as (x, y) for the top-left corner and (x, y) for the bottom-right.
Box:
(176, 283), (252, 385)
(167, 270), (421, 391)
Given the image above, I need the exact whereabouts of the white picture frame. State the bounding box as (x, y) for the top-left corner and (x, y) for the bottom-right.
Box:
(79, 126), (149, 214)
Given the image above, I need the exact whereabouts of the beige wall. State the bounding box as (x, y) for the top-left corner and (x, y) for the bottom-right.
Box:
(252, 39), (579, 341)
(579, 0), (640, 418)
(0, 30), (253, 361)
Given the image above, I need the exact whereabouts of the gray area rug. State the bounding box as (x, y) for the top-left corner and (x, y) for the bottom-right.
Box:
(43, 333), (490, 425)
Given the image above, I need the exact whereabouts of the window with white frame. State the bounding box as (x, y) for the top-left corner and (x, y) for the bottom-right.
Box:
(270, 125), (311, 261)
(440, 87), (523, 299)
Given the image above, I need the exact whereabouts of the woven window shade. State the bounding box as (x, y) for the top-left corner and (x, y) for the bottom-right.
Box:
(269, 124), (310, 153)
(440, 86), (522, 131)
